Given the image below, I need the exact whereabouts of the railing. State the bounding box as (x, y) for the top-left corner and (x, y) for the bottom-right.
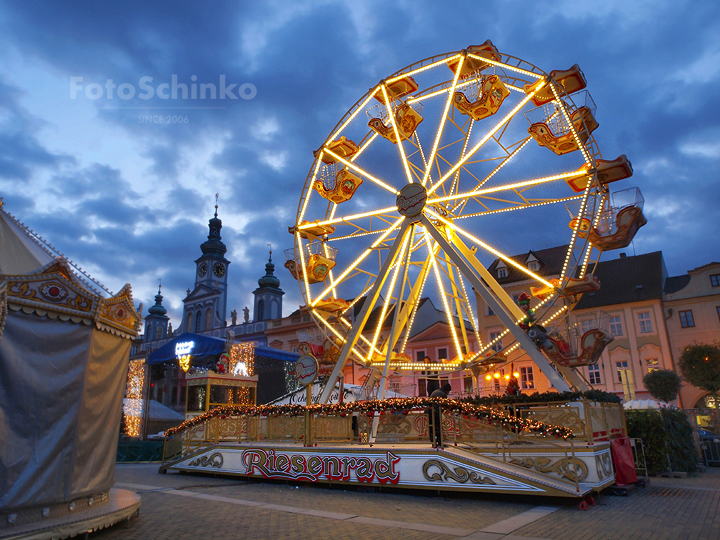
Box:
(505, 400), (626, 444)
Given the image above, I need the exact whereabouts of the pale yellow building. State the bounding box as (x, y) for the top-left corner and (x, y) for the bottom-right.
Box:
(663, 262), (720, 409)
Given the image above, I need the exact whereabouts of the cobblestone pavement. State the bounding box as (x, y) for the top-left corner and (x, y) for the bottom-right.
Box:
(91, 464), (720, 540)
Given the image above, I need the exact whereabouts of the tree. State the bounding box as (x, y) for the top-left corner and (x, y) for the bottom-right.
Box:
(643, 369), (682, 404)
(678, 342), (720, 417)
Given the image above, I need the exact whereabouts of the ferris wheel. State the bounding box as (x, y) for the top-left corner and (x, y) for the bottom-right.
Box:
(285, 41), (645, 402)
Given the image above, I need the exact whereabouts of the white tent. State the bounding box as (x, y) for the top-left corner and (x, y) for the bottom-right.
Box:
(623, 399), (666, 410)
(0, 202), (142, 517)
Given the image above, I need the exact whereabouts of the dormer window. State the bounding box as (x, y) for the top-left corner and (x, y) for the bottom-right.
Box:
(526, 254), (540, 272)
(496, 261), (508, 279)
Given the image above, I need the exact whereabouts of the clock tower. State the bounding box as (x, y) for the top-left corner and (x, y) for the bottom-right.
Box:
(182, 202), (230, 334)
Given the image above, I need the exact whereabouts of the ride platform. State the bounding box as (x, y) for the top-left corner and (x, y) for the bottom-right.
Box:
(160, 399), (625, 499)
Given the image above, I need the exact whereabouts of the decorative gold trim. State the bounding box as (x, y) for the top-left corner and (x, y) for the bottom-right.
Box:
(422, 459), (497, 485)
(95, 283), (141, 338)
(509, 456), (588, 481)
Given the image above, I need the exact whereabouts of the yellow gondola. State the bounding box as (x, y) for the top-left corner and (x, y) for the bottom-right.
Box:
(313, 169), (363, 204)
(368, 103), (423, 144)
(528, 106), (599, 155)
(524, 64), (587, 106)
(565, 155), (633, 193)
(447, 40), (501, 77)
(452, 75), (510, 121)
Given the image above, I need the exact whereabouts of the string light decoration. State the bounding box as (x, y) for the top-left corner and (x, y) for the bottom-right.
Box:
(230, 343), (254, 376)
(123, 359), (145, 438)
(164, 396), (573, 440)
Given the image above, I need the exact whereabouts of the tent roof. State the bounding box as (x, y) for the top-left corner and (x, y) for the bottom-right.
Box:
(0, 207), (55, 274)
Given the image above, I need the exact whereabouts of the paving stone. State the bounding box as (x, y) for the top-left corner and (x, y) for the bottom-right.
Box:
(87, 463), (720, 540)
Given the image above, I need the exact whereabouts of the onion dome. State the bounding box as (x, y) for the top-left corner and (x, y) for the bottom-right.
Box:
(147, 286), (167, 316)
(258, 252), (280, 289)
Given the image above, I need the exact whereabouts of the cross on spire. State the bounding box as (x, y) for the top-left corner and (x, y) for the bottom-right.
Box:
(214, 193), (219, 218)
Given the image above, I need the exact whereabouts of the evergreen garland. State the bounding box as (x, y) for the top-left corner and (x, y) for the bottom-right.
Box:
(165, 396), (574, 439)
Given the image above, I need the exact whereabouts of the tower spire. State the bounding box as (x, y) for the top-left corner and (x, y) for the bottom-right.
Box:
(214, 193), (219, 218)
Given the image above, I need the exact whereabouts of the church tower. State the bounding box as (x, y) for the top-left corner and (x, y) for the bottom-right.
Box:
(253, 251), (284, 321)
(182, 199), (230, 333)
(144, 285), (169, 341)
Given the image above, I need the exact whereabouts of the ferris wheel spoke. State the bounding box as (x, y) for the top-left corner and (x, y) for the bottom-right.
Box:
(379, 85), (415, 185)
(427, 88), (542, 197)
(310, 217), (403, 305)
(368, 227), (411, 356)
(423, 229), (463, 361)
(425, 207), (555, 289)
(440, 251), (473, 358)
(319, 219), (412, 402)
(452, 195), (584, 220)
(420, 56), (464, 187)
(430, 169), (582, 209)
(324, 148), (399, 195)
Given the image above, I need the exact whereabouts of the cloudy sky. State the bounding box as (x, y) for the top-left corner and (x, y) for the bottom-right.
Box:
(0, 0), (718, 327)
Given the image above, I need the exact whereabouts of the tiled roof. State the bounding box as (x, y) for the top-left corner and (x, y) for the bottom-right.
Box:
(664, 274), (691, 295)
(487, 245), (570, 284)
(575, 251), (666, 309)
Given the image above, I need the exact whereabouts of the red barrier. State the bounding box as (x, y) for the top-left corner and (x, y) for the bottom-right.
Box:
(611, 437), (638, 485)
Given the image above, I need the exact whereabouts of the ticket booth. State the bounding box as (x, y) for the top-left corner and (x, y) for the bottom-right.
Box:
(185, 371), (258, 421)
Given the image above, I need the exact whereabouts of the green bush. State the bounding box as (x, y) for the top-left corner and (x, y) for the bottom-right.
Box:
(461, 389), (621, 407)
(625, 409), (698, 475)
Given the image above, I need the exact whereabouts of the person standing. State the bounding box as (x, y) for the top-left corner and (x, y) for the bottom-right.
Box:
(428, 382), (452, 448)
(424, 356), (440, 396)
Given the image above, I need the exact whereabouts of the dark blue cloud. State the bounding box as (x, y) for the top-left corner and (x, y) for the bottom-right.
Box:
(1, 0), (719, 325)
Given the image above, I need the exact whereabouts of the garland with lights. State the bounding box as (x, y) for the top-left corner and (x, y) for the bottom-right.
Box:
(164, 396), (573, 439)
(462, 389), (622, 407)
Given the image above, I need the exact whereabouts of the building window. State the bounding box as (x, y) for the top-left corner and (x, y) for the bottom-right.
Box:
(487, 304), (495, 316)
(415, 350), (426, 362)
(717, 306), (720, 322)
(528, 260), (540, 272)
(489, 331), (502, 352)
(679, 310), (695, 328)
(637, 311), (653, 333)
(616, 361), (629, 383)
(520, 366), (534, 389)
(195, 311), (202, 332)
(579, 319), (594, 334)
(438, 348), (448, 361)
(588, 364), (602, 385)
(711, 274), (720, 287)
(391, 382), (401, 394)
(609, 316), (623, 337)
(497, 267), (508, 279)
(512, 294), (520, 303)
(646, 358), (659, 372)
(464, 376), (474, 393)
(258, 300), (265, 321)
(130, 345), (137, 356)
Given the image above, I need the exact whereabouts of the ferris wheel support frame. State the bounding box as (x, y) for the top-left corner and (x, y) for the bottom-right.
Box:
(420, 214), (587, 393)
(319, 220), (412, 403)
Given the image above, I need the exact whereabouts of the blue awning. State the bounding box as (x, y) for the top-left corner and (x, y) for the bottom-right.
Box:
(147, 332), (226, 364)
(254, 345), (300, 363)
(147, 332), (300, 364)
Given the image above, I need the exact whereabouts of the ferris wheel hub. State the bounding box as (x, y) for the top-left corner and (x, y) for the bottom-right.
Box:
(396, 183), (427, 218)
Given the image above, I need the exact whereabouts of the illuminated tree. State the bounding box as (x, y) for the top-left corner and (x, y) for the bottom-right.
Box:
(642, 369), (682, 404)
(678, 342), (720, 411)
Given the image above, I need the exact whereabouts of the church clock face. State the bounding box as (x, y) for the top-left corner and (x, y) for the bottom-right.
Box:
(213, 262), (225, 277)
(198, 262), (208, 277)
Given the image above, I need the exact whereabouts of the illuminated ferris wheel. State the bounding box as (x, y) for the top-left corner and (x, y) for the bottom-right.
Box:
(285, 41), (646, 402)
